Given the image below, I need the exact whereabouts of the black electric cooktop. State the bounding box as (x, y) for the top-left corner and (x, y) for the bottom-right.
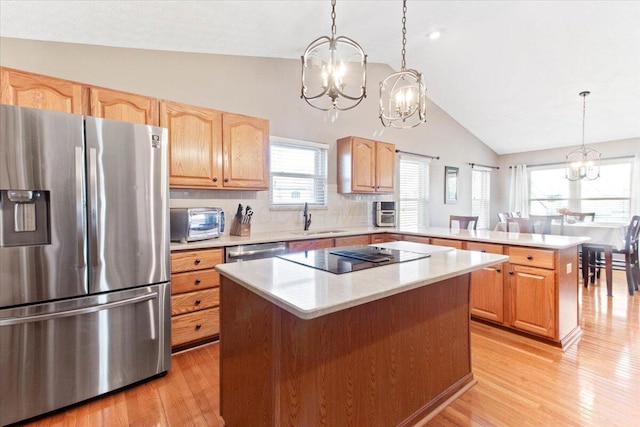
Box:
(276, 245), (430, 274)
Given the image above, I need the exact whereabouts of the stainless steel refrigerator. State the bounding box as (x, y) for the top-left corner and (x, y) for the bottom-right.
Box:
(0, 104), (171, 426)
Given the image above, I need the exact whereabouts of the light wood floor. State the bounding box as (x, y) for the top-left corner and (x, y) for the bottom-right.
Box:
(24, 271), (640, 426)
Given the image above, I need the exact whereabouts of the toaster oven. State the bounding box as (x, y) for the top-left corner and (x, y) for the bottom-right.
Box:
(170, 208), (225, 242)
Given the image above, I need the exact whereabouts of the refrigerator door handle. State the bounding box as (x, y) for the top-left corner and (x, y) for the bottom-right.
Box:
(0, 292), (158, 326)
(75, 146), (86, 269)
(88, 147), (99, 267)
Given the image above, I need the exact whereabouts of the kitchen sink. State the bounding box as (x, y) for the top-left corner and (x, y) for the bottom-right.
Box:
(289, 229), (347, 236)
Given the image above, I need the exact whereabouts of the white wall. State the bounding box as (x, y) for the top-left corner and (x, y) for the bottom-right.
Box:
(0, 37), (499, 232)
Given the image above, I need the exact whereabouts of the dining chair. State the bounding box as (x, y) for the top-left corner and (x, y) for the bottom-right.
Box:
(528, 214), (564, 235)
(498, 212), (509, 222)
(564, 211), (596, 223)
(506, 217), (539, 233)
(449, 215), (479, 230)
(582, 215), (640, 296)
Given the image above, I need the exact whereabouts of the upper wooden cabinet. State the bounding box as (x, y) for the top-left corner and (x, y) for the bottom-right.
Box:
(222, 113), (269, 189)
(160, 100), (223, 188)
(337, 136), (395, 193)
(162, 102), (269, 190)
(1, 67), (85, 114)
(89, 87), (158, 126)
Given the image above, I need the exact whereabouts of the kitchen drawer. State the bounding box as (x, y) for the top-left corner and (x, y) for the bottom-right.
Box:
(371, 233), (403, 244)
(402, 235), (431, 244)
(172, 269), (219, 294)
(171, 307), (219, 347)
(508, 246), (555, 269)
(465, 241), (504, 255)
(431, 238), (464, 249)
(171, 248), (223, 273)
(288, 238), (334, 252)
(171, 288), (219, 316)
(334, 235), (371, 247)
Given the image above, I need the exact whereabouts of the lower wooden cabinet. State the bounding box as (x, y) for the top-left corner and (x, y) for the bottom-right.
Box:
(431, 238), (464, 249)
(508, 264), (555, 338)
(334, 235), (370, 246)
(371, 233), (403, 244)
(470, 265), (505, 323)
(170, 248), (222, 351)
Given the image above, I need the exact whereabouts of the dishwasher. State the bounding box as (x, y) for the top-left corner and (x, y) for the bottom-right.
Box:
(224, 241), (288, 262)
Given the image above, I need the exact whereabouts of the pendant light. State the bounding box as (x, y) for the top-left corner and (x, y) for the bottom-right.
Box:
(379, 0), (426, 129)
(301, 0), (367, 112)
(565, 91), (601, 181)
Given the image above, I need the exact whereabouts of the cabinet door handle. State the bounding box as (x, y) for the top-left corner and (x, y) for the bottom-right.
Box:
(195, 279), (201, 285)
(526, 255), (533, 260)
(481, 249), (486, 253)
(195, 324), (202, 331)
(195, 299), (201, 305)
(224, 178), (229, 183)
(194, 258), (201, 265)
(213, 177), (218, 182)
(496, 268), (502, 273)
(509, 271), (514, 275)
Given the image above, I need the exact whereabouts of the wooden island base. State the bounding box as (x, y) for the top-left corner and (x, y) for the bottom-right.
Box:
(220, 274), (475, 426)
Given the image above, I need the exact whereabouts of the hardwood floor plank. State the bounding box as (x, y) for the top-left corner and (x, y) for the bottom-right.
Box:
(22, 270), (639, 426)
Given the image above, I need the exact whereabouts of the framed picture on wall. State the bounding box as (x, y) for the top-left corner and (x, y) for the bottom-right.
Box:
(445, 166), (459, 204)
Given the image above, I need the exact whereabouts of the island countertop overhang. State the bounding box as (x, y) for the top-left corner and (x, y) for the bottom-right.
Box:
(216, 242), (509, 320)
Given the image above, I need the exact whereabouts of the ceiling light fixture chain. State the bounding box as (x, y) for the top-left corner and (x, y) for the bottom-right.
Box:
(300, 0), (367, 113)
(378, 0), (426, 129)
(565, 90), (601, 181)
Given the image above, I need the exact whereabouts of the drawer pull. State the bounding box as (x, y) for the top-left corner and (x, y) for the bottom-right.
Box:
(194, 258), (201, 265)
(195, 324), (202, 331)
(481, 249), (486, 253)
(213, 177), (218, 182)
(526, 255), (533, 260)
(195, 299), (201, 305)
(224, 178), (229, 183)
(195, 279), (201, 285)
(496, 268), (502, 273)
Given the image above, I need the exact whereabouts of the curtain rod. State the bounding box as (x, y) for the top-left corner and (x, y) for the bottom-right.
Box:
(395, 149), (439, 160)
(468, 162), (499, 170)
(509, 155), (635, 169)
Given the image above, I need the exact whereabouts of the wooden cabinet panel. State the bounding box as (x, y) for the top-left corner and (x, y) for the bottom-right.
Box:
(508, 265), (556, 339)
(171, 248), (223, 273)
(508, 247), (555, 270)
(337, 136), (395, 194)
(222, 113), (269, 189)
(171, 288), (220, 316)
(375, 141), (395, 192)
(171, 307), (220, 347)
(160, 100), (223, 188)
(431, 238), (464, 249)
(465, 241), (504, 255)
(334, 235), (370, 247)
(171, 269), (220, 294)
(371, 233), (403, 244)
(402, 235), (431, 244)
(470, 266), (504, 323)
(288, 238), (334, 252)
(88, 87), (158, 125)
(1, 67), (85, 114)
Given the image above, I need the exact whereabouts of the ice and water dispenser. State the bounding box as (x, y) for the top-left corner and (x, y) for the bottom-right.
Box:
(0, 189), (50, 247)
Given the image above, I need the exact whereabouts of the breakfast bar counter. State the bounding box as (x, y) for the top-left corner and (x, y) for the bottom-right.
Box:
(216, 242), (507, 426)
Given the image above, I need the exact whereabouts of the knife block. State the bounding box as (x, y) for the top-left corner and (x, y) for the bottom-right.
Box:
(230, 219), (251, 237)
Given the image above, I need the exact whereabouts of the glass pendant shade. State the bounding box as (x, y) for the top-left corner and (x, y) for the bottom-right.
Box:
(301, 1), (367, 112)
(378, 0), (426, 129)
(565, 91), (601, 181)
(379, 69), (426, 128)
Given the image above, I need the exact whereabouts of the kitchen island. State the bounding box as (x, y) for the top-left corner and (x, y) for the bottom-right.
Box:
(216, 242), (508, 426)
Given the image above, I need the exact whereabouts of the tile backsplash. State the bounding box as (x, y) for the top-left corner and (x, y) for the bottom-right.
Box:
(170, 185), (394, 235)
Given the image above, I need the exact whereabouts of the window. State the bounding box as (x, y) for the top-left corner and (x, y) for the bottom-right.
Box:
(398, 154), (430, 228)
(270, 137), (328, 207)
(472, 166), (491, 229)
(528, 158), (633, 222)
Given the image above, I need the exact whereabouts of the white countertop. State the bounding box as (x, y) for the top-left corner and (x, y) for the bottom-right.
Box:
(216, 242), (509, 320)
(172, 226), (590, 251)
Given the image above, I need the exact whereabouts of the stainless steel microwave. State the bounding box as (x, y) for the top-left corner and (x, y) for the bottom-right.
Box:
(170, 208), (225, 242)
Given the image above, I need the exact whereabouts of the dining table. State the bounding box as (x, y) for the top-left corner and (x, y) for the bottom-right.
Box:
(495, 220), (628, 295)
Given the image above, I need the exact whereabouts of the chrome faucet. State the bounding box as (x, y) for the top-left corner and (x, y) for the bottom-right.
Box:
(303, 202), (312, 231)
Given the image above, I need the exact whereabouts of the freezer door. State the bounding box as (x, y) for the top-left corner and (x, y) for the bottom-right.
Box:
(0, 283), (171, 426)
(0, 105), (88, 307)
(85, 117), (169, 293)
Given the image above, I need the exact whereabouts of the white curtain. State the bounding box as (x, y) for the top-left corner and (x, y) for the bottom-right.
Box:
(631, 154), (640, 216)
(508, 164), (529, 216)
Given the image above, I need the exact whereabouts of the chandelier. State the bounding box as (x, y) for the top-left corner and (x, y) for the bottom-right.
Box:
(565, 91), (601, 181)
(301, 0), (367, 112)
(379, 0), (426, 129)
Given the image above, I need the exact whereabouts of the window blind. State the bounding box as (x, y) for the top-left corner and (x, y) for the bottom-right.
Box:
(472, 167), (491, 229)
(398, 154), (430, 228)
(270, 137), (328, 206)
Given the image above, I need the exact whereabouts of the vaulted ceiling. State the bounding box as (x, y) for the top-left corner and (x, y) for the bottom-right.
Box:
(1, 0), (639, 154)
